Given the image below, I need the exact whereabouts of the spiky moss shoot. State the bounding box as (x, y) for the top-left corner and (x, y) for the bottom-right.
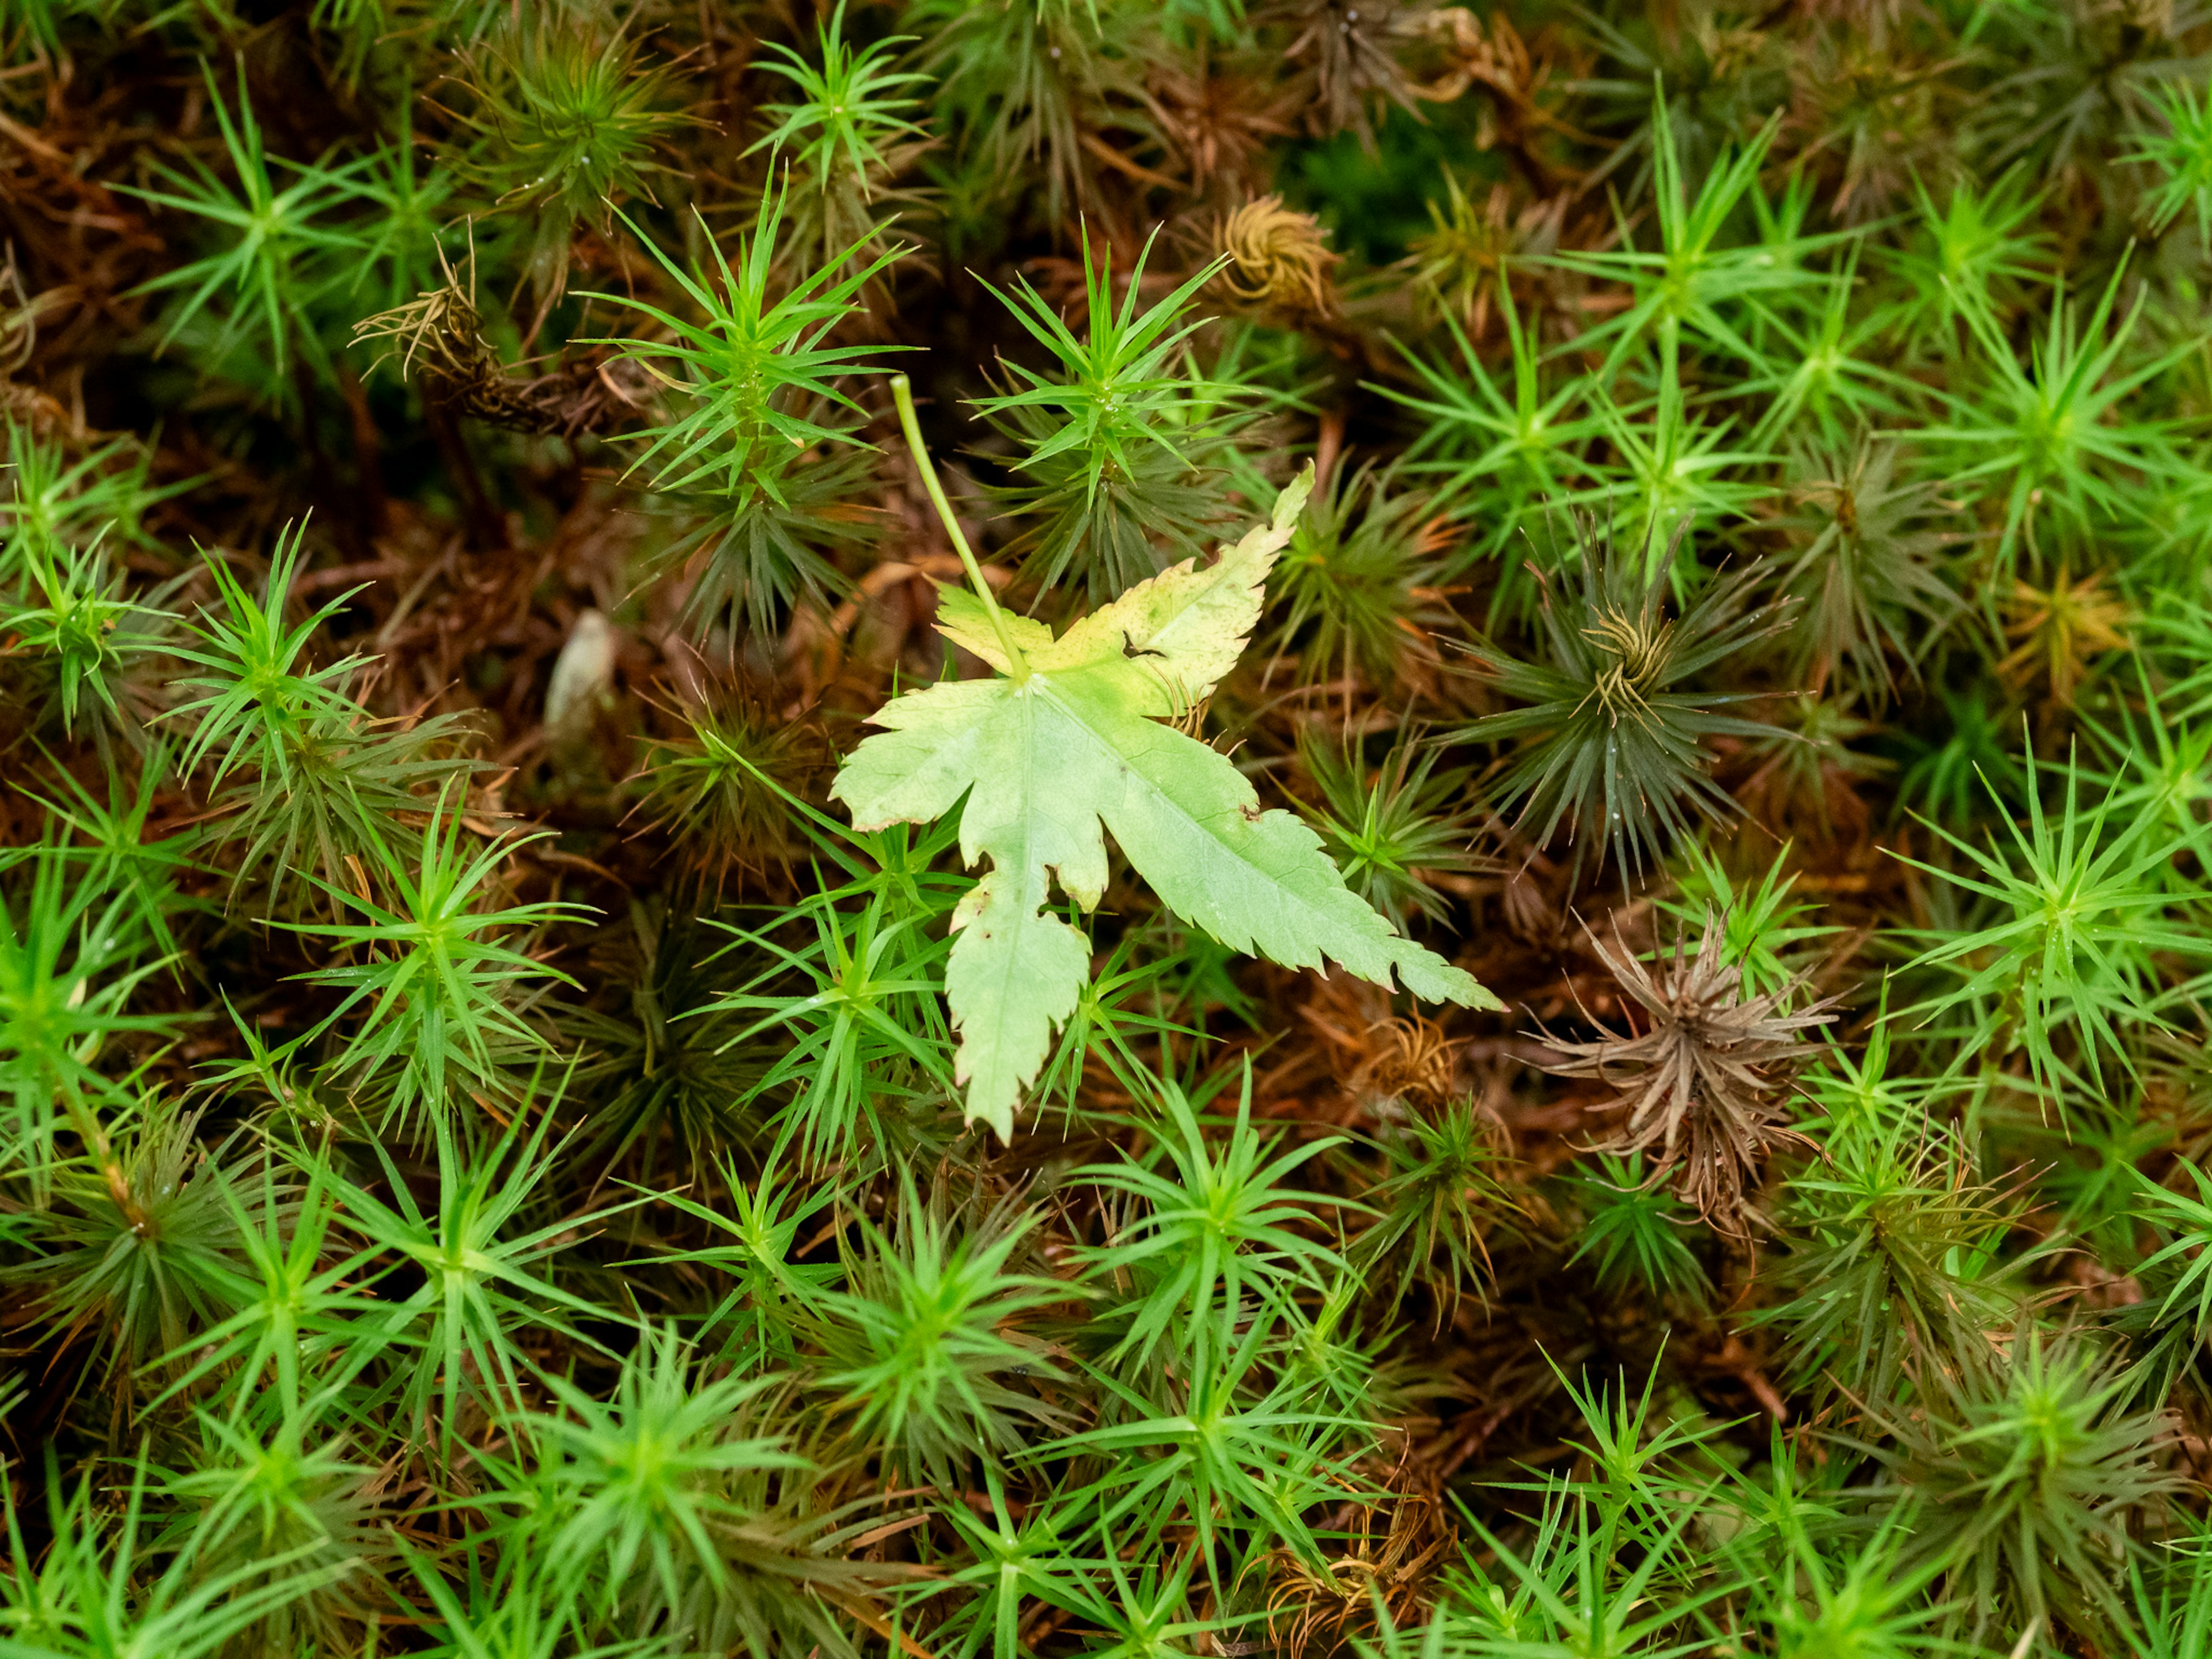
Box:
(1857, 1330), (2180, 1646)
(627, 692), (823, 897)
(1775, 432), (1964, 708)
(454, 17), (692, 305)
(748, 2), (934, 289)
(2, 1097), (247, 1408)
(1560, 1150), (1713, 1307)
(1758, 1120), (2012, 1411)
(0, 531), (171, 741)
(1355, 1094), (1520, 1317)
(1455, 518), (1793, 881)
(1295, 723), (1485, 935)
(975, 229), (1252, 603)
(1263, 459), (1455, 692)
(822, 1179), (1067, 1490)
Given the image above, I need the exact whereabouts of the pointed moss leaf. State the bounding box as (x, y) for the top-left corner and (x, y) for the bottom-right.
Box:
(832, 465), (1499, 1140)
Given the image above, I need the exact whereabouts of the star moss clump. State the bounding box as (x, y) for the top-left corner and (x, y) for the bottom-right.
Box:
(5, 0), (2212, 1652)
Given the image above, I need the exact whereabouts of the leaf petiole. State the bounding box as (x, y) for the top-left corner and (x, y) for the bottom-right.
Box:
(888, 373), (1027, 676)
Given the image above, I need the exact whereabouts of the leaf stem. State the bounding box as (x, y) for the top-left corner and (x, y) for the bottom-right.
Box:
(888, 373), (1025, 673)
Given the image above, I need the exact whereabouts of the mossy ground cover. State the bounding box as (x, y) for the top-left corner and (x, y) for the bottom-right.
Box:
(6, 0), (2212, 1653)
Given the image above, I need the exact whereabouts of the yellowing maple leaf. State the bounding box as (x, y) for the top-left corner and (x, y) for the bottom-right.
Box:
(832, 464), (1499, 1139)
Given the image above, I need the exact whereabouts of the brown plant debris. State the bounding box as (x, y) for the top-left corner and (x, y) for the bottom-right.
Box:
(1538, 913), (1838, 1229)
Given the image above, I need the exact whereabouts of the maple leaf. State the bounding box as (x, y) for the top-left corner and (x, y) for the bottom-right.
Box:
(832, 463), (1500, 1139)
